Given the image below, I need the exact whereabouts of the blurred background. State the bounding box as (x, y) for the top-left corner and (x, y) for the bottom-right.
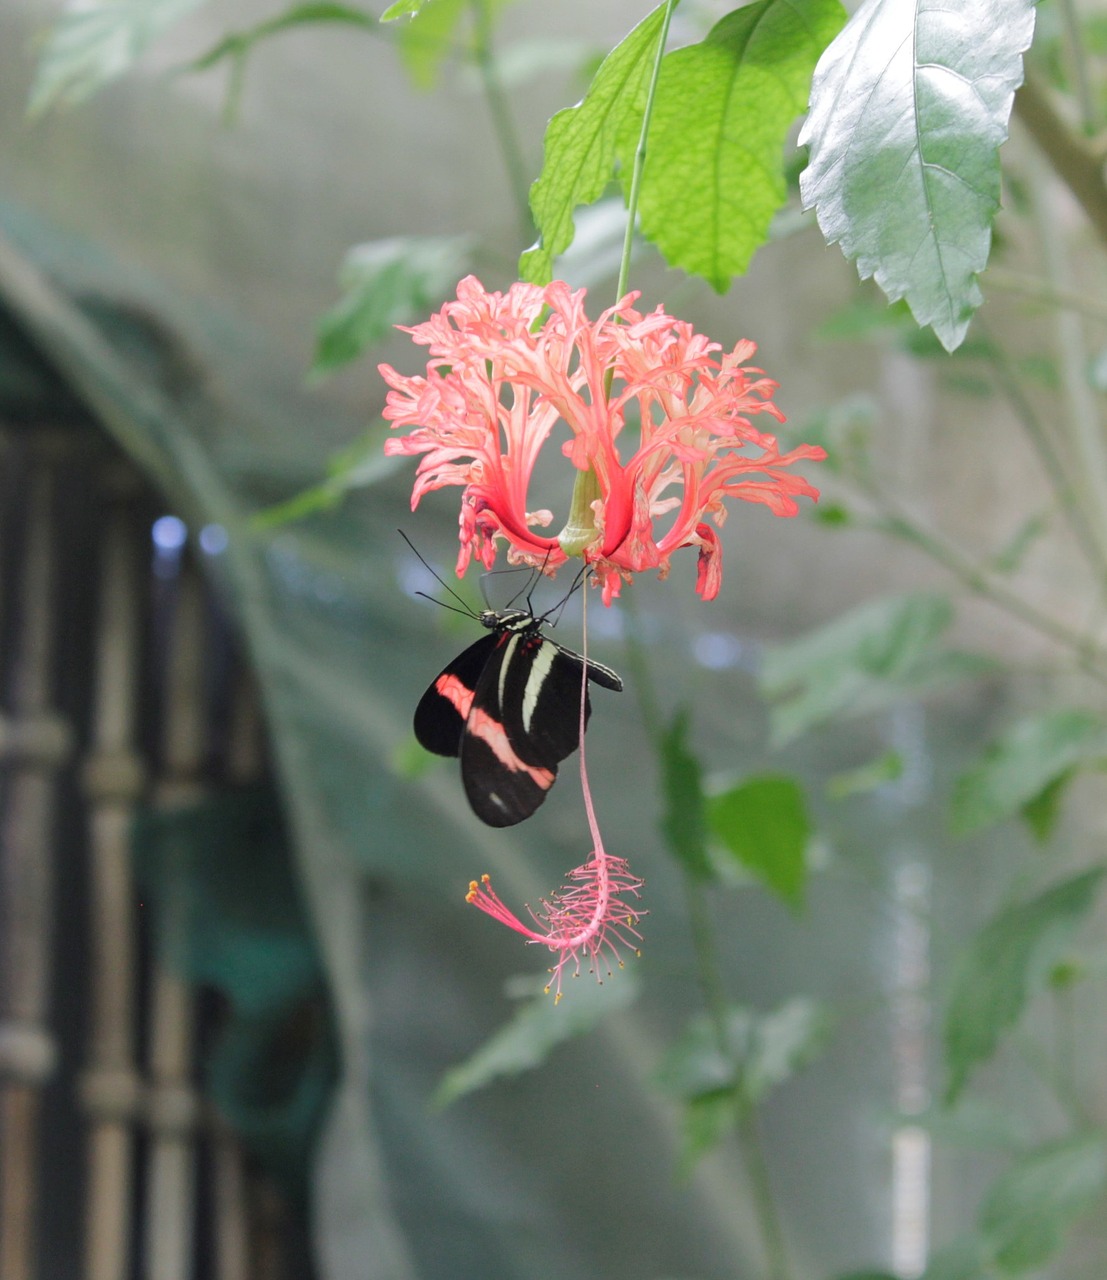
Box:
(1, 2), (1104, 1279)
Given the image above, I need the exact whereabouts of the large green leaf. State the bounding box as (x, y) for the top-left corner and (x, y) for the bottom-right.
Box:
(799, 0), (1037, 351)
(944, 867), (1107, 1102)
(707, 774), (810, 909)
(639, 0), (845, 291)
(28, 0), (211, 113)
(760, 592), (981, 745)
(433, 973), (639, 1106)
(952, 709), (1107, 840)
(519, 5), (667, 284)
(978, 1134), (1107, 1272)
(312, 235), (471, 375)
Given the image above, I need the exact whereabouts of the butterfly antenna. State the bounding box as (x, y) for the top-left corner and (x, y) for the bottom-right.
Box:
(521, 547), (557, 616)
(541, 561), (589, 628)
(398, 529), (476, 618)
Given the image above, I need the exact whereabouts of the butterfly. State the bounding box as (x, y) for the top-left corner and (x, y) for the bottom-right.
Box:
(407, 545), (622, 827)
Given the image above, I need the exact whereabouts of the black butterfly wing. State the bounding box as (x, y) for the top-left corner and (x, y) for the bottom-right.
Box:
(413, 632), (499, 757)
(459, 631), (560, 827)
(499, 633), (594, 767)
(417, 622), (624, 828)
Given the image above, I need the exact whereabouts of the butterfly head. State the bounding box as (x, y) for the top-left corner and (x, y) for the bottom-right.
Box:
(480, 607), (535, 634)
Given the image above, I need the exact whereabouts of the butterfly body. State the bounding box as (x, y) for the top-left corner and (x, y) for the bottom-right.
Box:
(415, 607), (622, 827)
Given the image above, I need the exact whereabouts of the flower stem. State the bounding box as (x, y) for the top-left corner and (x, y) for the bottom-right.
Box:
(470, 0), (533, 246)
(737, 1109), (794, 1280)
(683, 877), (730, 1042)
(614, 0), (676, 303)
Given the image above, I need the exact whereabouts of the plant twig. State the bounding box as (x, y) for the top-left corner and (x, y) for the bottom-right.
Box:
(737, 1110), (794, 1280)
(1014, 70), (1107, 249)
(470, 0), (533, 246)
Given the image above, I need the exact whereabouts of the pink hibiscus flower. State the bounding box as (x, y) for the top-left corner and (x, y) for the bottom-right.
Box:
(381, 275), (824, 603)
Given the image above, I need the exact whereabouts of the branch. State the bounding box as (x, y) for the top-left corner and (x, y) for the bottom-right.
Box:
(1014, 69), (1107, 250)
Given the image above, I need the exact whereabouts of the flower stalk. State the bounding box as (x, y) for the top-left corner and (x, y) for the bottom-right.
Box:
(466, 583), (644, 1000)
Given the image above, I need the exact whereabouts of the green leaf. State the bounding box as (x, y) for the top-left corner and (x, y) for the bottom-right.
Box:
(743, 997), (832, 1103)
(906, 1096), (1032, 1151)
(396, 0), (512, 90)
(655, 999), (830, 1104)
(28, 0), (210, 114)
(979, 1134), (1107, 1272)
(825, 750), (903, 800)
(990, 512), (1051, 575)
(433, 972), (639, 1106)
(655, 999), (831, 1168)
(659, 709), (712, 881)
(312, 235), (471, 375)
(519, 5), (667, 285)
(799, 0), (1037, 351)
(707, 775), (810, 909)
(951, 710), (1107, 840)
(639, 0), (846, 291)
(380, 0), (426, 18)
(815, 502), (851, 527)
(944, 867), (1107, 1102)
(760, 593), (956, 745)
(680, 1090), (741, 1171)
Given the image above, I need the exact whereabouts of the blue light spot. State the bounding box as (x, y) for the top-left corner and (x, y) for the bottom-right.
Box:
(199, 524), (228, 555)
(693, 631), (743, 670)
(151, 515), (187, 551)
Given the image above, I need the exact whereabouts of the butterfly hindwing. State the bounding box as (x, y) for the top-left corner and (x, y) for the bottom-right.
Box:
(460, 630), (559, 827)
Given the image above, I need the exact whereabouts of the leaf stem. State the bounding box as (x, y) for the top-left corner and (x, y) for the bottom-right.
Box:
(1057, 0), (1097, 134)
(683, 877), (730, 1042)
(470, 0), (533, 246)
(979, 317), (1107, 594)
(984, 267), (1107, 327)
(1012, 1028), (1089, 1130)
(1014, 70), (1107, 250)
(1053, 982), (1079, 1118)
(872, 507), (1107, 686)
(1025, 154), (1107, 579)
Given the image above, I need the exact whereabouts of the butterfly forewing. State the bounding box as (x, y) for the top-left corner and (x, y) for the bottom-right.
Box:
(501, 634), (593, 766)
(413, 632), (499, 757)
